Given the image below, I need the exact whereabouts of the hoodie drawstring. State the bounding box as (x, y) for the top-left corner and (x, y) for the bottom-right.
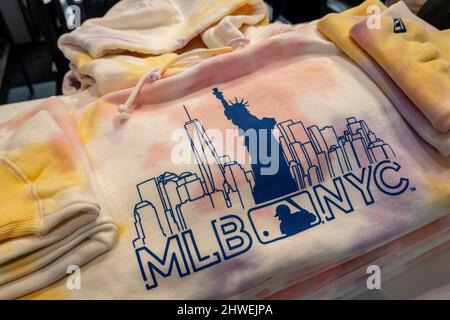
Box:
(117, 46), (237, 121)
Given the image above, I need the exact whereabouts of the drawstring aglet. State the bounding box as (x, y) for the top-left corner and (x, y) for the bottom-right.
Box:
(118, 104), (130, 121)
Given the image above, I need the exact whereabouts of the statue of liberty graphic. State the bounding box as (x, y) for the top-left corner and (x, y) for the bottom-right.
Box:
(212, 88), (297, 204)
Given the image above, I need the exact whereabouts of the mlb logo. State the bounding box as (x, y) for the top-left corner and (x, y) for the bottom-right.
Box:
(393, 18), (407, 33)
(248, 191), (322, 244)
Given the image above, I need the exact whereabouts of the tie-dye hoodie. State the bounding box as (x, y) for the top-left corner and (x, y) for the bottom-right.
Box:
(2, 17), (449, 299)
(317, 0), (450, 157)
(0, 98), (116, 299)
(58, 0), (269, 96)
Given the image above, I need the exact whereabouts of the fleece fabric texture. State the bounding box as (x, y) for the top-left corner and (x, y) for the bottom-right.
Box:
(58, 0), (269, 96)
(10, 23), (448, 299)
(1, 1), (449, 300)
(317, 0), (450, 157)
(0, 98), (116, 299)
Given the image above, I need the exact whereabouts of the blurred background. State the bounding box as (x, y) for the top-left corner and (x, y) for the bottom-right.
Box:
(0, 0), (447, 104)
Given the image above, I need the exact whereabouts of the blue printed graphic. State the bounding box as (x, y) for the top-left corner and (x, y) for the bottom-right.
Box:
(131, 88), (402, 290)
(132, 88), (395, 247)
(212, 88), (297, 204)
(277, 113), (395, 192)
(276, 204), (316, 236)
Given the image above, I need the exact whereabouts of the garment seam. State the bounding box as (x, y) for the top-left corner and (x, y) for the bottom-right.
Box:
(0, 156), (43, 234)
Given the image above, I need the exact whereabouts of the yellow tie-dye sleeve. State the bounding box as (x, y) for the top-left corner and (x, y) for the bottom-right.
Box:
(0, 139), (87, 241)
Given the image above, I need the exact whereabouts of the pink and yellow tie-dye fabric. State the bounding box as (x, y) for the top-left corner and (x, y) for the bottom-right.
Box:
(317, 0), (450, 157)
(56, 23), (450, 299)
(0, 98), (116, 299)
(350, 16), (450, 133)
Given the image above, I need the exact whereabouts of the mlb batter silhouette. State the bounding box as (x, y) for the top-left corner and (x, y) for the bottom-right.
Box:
(275, 204), (316, 236)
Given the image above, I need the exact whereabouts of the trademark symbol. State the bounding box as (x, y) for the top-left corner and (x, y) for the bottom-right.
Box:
(410, 186), (416, 192)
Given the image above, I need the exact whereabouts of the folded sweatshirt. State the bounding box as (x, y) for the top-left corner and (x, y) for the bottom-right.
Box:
(317, 0), (450, 157)
(350, 13), (450, 134)
(58, 0), (269, 96)
(0, 98), (116, 299)
(9, 21), (448, 299)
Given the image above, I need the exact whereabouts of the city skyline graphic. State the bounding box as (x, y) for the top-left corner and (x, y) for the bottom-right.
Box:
(132, 88), (395, 248)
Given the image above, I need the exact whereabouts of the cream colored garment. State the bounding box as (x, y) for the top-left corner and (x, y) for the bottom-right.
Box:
(0, 98), (116, 299)
(317, 1), (450, 156)
(385, 0), (427, 13)
(58, 0), (269, 96)
(16, 23), (448, 300)
(350, 15), (450, 133)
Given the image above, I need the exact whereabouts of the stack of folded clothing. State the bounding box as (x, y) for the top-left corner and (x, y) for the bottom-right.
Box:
(58, 0), (270, 96)
(0, 98), (116, 299)
(317, 0), (450, 157)
(0, 0), (448, 299)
